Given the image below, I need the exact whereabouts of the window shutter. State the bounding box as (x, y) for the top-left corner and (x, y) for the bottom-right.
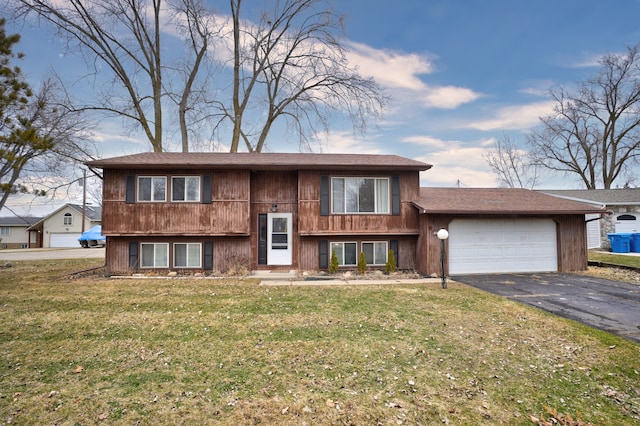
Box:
(202, 175), (212, 204)
(390, 239), (399, 268)
(204, 241), (214, 270)
(129, 241), (139, 269)
(391, 176), (401, 215)
(320, 175), (330, 216)
(125, 175), (136, 204)
(319, 240), (328, 269)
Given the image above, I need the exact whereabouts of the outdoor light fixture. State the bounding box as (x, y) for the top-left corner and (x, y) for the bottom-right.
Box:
(436, 228), (449, 289)
(270, 203), (278, 212)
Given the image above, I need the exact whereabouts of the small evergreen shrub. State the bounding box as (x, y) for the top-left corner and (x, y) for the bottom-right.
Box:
(385, 249), (397, 274)
(357, 252), (367, 274)
(329, 249), (339, 274)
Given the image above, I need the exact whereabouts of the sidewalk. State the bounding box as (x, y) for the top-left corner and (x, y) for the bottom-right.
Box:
(250, 270), (443, 286)
(259, 277), (443, 286)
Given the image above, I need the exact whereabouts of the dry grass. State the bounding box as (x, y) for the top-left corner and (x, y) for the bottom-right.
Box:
(0, 259), (638, 425)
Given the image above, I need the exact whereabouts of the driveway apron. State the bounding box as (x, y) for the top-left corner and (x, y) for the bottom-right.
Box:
(453, 273), (640, 343)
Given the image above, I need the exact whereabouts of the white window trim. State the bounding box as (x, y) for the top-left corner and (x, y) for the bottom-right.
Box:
(137, 176), (167, 202)
(173, 242), (202, 268)
(330, 241), (358, 266)
(171, 176), (201, 202)
(140, 243), (169, 268)
(63, 213), (73, 226)
(361, 241), (389, 266)
(0, 227), (10, 235)
(330, 177), (390, 215)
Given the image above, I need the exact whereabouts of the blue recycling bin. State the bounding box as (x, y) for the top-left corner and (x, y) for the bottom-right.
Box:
(630, 233), (640, 253)
(608, 233), (632, 253)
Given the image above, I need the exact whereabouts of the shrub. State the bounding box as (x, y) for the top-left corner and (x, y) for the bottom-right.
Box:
(385, 249), (397, 274)
(357, 252), (367, 274)
(329, 249), (339, 274)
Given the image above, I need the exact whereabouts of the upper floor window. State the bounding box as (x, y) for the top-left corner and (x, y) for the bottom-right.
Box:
(331, 177), (389, 214)
(63, 213), (73, 226)
(172, 176), (200, 202)
(138, 177), (167, 202)
(0, 226), (10, 235)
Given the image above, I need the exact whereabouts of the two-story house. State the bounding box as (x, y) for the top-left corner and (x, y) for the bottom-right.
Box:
(87, 152), (605, 276)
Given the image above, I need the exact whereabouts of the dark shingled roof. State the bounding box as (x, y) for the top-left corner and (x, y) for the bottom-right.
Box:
(86, 152), (432, 171)
(413, 187), (607, 215)
(540, 189), (640, 205)
(0, 216), (42, 226)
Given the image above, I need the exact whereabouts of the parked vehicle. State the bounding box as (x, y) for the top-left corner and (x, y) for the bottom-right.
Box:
(78, 225), (106, 248)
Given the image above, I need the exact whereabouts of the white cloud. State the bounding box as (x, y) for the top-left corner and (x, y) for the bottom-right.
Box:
(402, 135), (448, 149)
(464, 101), (555, 131)
(417, 146), (497, 187)
(346, 41), (481, 110)
(419, 85), (481, 109)
(346, 41), (435, 90)
(319, 131), (385, 154)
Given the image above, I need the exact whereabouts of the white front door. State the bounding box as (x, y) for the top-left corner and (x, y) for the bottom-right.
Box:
(267, 213), (292, 265)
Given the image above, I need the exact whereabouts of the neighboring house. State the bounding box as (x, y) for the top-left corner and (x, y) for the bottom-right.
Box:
(541, 189), (640, 249)
(86, 153), (605, 276)
(0, 216), (42, 249)
(28, 204), (102, 248)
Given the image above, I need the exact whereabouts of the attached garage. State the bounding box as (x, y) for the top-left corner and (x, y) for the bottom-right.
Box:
(448, 218), (557, 274)
(414, 187), (607, 276)
(50, 233), (81, 248)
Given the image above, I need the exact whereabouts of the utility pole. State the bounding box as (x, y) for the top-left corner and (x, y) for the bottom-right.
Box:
(81, 169), (87, 233)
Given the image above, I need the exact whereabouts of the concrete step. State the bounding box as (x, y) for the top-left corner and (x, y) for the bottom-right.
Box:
(250, 270), (298, 280)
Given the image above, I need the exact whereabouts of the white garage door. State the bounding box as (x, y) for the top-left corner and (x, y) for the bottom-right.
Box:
(50, 233), (81, 248)
(614, 214), (639, 233)
(448, 219), (558, 275)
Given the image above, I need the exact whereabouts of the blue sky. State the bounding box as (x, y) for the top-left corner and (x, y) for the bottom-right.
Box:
(3, 0), (640, 216)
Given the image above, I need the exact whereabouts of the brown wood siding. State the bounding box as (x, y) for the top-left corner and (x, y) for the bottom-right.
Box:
(298, 170), (420, 235)
(101, 168), (250, 236)
(555, 215), (588, 272)
(299, 236), (418, 271)
(416, 214), (450, 276)
(105, 236), (250, 274)
(249, 171), (299, 269)
(417, 214), (589, 275)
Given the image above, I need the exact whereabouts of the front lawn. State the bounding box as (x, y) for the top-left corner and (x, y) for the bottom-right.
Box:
(589, 250), (640, 268)
(0, 259), (638, 425)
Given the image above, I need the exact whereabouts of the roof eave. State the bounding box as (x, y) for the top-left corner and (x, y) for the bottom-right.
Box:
(86, 161), (432, 172)
(415, 209), (606, 215)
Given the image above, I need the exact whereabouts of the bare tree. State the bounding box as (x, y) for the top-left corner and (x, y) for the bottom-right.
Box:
(484, 133), (540, 188)
(528, 44), (640, 189)
(225, 0), (386, 152)
(0, 18), (52, 211)
(12, 0), (217, 153)
(1, 76), (95, 212)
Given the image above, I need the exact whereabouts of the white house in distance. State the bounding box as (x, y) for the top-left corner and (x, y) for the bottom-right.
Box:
(28, 203), (102, 248)
(0, 216), (42, 249)
(542, 189), (640, 249)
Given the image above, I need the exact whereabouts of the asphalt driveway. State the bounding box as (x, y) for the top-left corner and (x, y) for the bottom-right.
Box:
(453, 273), (640, 343)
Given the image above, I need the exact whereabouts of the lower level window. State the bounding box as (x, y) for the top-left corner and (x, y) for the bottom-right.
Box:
(330, 242), (357, 266)
(174, 243), (202, 268)
(141, 243), (169, 268)
(362, 241), (388, 265)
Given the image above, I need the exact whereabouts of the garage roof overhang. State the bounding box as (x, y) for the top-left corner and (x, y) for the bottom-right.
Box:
(413, 187), (608, 216)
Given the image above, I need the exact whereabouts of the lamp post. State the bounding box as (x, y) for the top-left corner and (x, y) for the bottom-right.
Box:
(436, 228), (449, 289)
